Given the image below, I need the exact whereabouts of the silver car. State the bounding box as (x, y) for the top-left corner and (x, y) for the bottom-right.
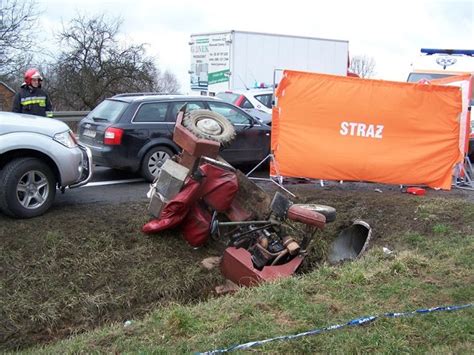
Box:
(0, 112), (92, 218)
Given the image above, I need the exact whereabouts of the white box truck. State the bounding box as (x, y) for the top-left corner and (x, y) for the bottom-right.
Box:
(189, 30), (349, 95)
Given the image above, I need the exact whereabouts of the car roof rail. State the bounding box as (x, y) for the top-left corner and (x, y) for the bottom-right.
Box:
(112, 92), (170, 98)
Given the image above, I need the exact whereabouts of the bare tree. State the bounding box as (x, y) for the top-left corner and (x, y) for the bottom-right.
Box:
(0, 0), (40, 80)
(49, 14), (180, 110)
(156, 69), (180, 93)
(349, 55), (376, 78)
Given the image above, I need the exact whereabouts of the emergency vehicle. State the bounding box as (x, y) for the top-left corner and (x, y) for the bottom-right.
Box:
(407, 49), (474, 162)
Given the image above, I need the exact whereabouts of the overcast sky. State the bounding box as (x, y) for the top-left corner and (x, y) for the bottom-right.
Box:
(36, 0), (473, 93)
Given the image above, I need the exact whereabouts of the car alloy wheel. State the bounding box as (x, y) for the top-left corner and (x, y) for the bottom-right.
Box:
(148, 150), (171, 177)
(141, 146), (175, 182)
(16, 170), (50, 209)
(0, 157), (56, 218)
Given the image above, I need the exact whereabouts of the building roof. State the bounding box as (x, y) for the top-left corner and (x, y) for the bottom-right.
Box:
(0, 81), (15, 94)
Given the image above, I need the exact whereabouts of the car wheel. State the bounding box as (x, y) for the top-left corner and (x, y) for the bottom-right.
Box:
(182, 109), (236, 145)
(291, 204), (336, 223)
(0, 158), (56, 218)
(141, 146), (174, 182)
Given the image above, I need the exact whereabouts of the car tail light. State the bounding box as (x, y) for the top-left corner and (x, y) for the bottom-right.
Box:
(104, 127), (124, 145)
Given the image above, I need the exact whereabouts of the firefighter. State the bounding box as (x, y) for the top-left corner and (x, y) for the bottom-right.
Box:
(12, 68), (53, 117)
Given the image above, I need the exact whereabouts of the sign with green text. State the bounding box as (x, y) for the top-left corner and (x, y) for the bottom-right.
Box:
(208, 69), (230, 85)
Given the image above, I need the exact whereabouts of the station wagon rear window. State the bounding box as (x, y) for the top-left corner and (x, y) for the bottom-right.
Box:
(88, 100), (128, 123)
(133, 102), (169, 122)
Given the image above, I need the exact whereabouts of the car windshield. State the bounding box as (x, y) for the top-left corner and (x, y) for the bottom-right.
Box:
(407, 73), (453, 82)
(216, 92), (241, 105)
(88, 99), (128, 123)
(407, 73), (474, 106)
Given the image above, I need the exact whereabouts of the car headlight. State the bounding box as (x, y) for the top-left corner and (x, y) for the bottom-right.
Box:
(54, 131), (78, 148)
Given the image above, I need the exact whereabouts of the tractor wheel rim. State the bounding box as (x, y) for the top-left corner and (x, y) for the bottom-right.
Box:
(196, 118), (223, 135)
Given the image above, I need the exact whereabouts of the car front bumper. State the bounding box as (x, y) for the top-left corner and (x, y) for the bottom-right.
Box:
(69, 144), (93, 188)
(55, 140), (93, 189)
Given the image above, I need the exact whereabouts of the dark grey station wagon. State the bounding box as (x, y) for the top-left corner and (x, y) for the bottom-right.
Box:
(78, 94), (271, 181)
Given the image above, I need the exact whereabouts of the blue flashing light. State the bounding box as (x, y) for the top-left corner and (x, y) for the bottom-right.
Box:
(421, 48), (474, 56)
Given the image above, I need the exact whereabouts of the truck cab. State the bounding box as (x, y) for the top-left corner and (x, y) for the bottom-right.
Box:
(407, 49), (474, 82)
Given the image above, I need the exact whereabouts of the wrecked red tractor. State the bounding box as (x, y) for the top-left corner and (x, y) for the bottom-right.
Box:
(215, 191), (336, 286)
(142, 106), (337, 286)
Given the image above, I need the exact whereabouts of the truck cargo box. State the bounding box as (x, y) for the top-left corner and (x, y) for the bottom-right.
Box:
(189, 30), (349, 95)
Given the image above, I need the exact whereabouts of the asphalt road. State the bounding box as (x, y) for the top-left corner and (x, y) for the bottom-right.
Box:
(54, 165), (269, 208)
(53, 166), (149, 208)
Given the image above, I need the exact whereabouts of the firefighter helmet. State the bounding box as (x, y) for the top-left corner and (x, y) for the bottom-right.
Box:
(24, 68), (43, 85)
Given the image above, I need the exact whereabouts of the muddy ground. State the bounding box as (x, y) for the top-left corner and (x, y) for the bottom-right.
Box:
(1, 180), (473, 350)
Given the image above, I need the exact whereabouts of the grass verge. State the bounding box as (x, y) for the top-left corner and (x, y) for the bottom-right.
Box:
(16, 191), (473, 354)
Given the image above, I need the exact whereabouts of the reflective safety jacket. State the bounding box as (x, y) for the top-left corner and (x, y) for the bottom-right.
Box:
(12, 85), (53, 117)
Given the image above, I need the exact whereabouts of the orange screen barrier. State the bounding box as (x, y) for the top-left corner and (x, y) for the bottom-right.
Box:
(271, 70), (463, 190)
(430, 74), (472, 155)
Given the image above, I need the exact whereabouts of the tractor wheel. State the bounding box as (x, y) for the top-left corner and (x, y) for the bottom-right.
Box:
(182, 109), (235, 145)
(291, 204), (336, 223)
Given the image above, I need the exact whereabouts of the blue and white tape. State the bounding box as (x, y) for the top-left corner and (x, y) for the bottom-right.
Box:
(198, 303), (472, 354)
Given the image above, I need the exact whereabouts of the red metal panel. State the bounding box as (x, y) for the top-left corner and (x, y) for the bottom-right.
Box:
(173, 121), (220, 158)
(221, 247), (304, 287)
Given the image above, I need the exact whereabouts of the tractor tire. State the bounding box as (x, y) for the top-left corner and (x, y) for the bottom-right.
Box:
(182, 109), (236, 145)
(0, 157), (56, 218)
(291, 204), (336, 223)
